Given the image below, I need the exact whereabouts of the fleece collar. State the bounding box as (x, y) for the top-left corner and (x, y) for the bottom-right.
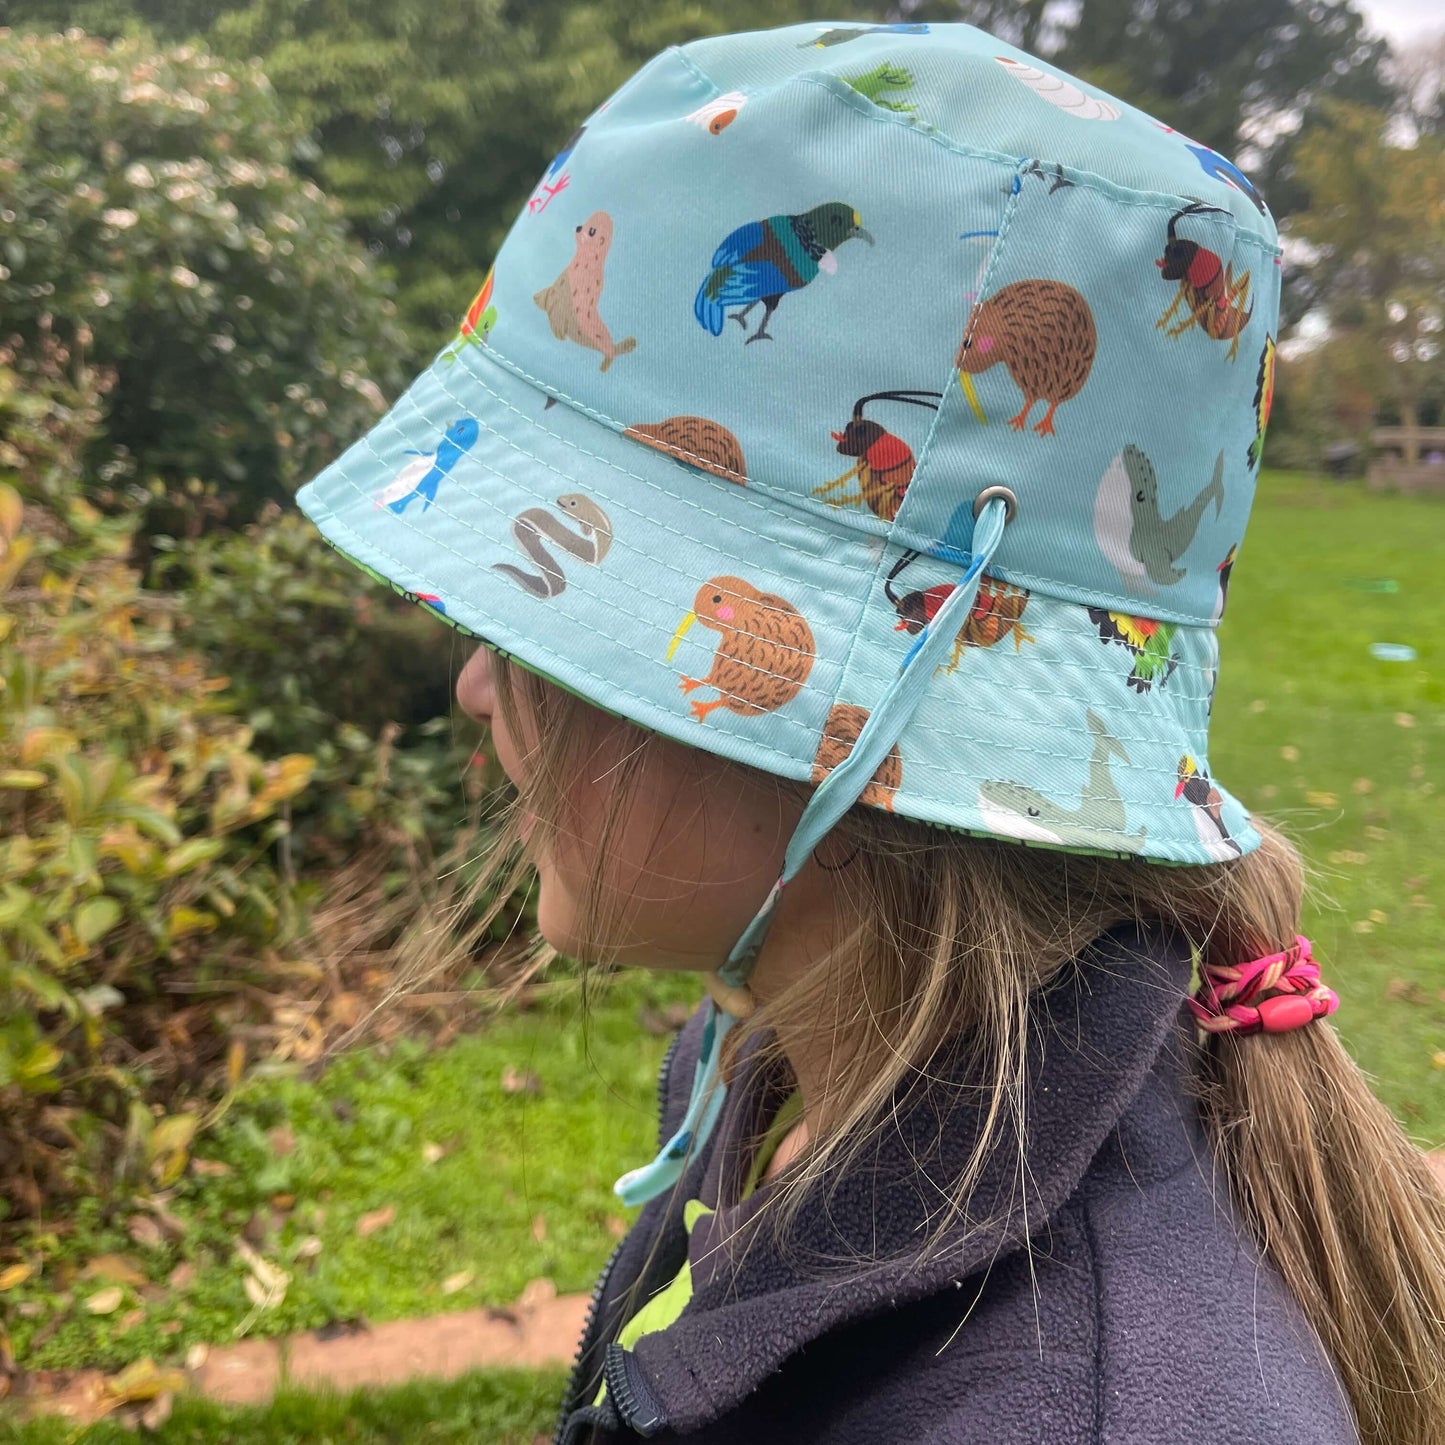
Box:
(629, 923), (1196, 1433)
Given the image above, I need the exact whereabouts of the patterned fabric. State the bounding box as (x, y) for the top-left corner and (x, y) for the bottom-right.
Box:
(296, 19), (1281, 864)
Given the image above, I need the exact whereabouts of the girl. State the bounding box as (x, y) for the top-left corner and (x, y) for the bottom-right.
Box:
(295, 20), (1445, 1443)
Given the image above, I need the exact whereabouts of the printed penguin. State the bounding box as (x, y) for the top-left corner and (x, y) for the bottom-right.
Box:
(534, 211), (636, 370)
(1085, 610), (1180, 693)
(694, 202), (875, 344)
(1175, 755), (1242, 859)
(1093, 446), (1225, 590)
(371, 418), (479, 515)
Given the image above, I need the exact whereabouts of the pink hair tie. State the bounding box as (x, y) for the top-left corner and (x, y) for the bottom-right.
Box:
(1189, 934), (1340, 1036)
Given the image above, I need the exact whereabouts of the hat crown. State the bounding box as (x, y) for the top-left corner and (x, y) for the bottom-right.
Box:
(474, 20), (1279, 626)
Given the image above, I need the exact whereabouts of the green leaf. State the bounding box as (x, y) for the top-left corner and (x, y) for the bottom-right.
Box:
(74, 896), (123, 948)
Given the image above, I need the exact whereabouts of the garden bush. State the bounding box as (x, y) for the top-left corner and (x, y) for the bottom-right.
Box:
(0, 26), (407, 514)
(0, 332), (513, 1228)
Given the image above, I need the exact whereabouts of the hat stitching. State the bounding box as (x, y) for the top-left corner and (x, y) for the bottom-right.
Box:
(308, 514), (1238, 865)
(323, 378), (1230, 692)
(463, 307), (1247, 628)
(789, 71), (1281, 258)
(309, 463), (1225, 765)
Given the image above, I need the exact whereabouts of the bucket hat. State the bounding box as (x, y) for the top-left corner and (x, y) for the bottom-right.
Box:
(295, 19), (1281, 1202)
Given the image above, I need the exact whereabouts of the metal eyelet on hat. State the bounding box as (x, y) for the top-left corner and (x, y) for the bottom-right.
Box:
(972, 485), (1019, 523)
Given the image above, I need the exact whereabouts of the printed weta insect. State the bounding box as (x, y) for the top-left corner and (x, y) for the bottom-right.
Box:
(811, 389), (942, 522)
(884, 548), (1034, 676)
(1154, 202), (1254, 362)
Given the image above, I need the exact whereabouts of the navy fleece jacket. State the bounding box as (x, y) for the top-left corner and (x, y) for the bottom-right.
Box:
(554, 925), (1359, 1443)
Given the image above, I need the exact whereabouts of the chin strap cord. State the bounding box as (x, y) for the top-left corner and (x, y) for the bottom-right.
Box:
(614, 497), (1012, 1206)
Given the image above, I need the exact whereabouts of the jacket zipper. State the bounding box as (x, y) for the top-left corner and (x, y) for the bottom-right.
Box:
(551, 1024), (688, 1444)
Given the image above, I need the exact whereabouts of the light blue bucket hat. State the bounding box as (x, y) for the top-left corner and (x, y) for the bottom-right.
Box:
(296, 18), (1281, 1202)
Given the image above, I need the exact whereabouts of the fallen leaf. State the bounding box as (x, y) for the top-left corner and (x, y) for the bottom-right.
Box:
(1395, 712), (1416, 729)
(86, 1286), (125, 1315)
(1364, 826), (1388, 842)
(295, 1237), (322, 1262)
(1328, 851), (1367, 866)
(0, 1264), (32, 1291)
(1352, 777), (1374, 795)
(1433, 1052), (1445, 1070)
(329, 992), (365, 1028)
(501, 1067), (542, 1096)
(1305, 790), (1338, 808)
(268, 1126), (296, 1157)
(117, 1308), (146, 1332)
(127, 1215), (163, 1249)
(185, 1343), (209, 1371)
(167, 1262), (195, 1290)
(1248, 698), (1267, 714)
(421, 1142), (445, 1165)
(1280, 745), (1300, 763)
(441, 1270), (474, 1296)
(159, 1322), (182, 1336)
(531, 1213), (547, 1243)
(104, 1358), (185, 1404)
(518, 1277), (556, 1309)
(83, 1255), (148, 1287)
(140, 1390), (174, 1431)
(191, 1159), (231, 1178)
(355, 1205), (395, 1238)
(271, 1194), (296, 1211)
(1258, 784), (1278, 800)
(606, 1216), (627, 1239)
(1353, 919), (1375, 934)
(1368, 909), (1388, 925)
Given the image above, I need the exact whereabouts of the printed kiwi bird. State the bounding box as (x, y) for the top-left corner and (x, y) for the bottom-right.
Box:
(665, 577), (816, 724)
(371, 418), (479, 515)
(694, 202), (875, 345)
(492, 494), (613, 599)
(954, 279), (1097, 435)
(812, 703), (901, 811)
(1175, 755), (1242, 859)
(534, 211), (636, 370)
(1085, 610), (1180, 693)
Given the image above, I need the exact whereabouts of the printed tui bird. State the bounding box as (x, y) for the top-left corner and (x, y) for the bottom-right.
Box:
(694, 202), (874, 344)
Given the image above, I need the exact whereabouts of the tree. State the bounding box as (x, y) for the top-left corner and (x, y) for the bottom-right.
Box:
(1289, 100), (1445, 440)
(0, 29), (408, 504)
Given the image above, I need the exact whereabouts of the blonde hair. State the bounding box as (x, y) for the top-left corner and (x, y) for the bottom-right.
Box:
(452, 650), (1445, 1445)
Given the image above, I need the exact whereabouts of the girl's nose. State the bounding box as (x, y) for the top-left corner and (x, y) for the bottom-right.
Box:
(456, 645), (496, 722)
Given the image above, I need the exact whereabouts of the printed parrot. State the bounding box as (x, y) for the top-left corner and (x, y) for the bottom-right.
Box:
(1086, 609), (1180, 693)
(694, 202), (875, 344)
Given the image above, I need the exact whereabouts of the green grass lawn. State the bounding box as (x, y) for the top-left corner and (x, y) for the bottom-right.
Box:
(0, 1369), (565, 1444)
(2, 472), (1441, 1440)
(1210, 473), (1443, 1140)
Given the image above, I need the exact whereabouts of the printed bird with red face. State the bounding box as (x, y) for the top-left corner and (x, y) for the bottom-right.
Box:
(665, 577), (816, 724)
(811, 390), (941, 522)
(885, 549), (1033, 675)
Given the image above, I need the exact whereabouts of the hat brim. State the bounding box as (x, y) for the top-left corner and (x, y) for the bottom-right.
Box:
(296, 342), (1257, 865)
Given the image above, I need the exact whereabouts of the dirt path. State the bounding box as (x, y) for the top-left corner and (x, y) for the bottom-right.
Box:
(19, 1150), (1445, 1425)
(15, 1289), (590, 1425)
